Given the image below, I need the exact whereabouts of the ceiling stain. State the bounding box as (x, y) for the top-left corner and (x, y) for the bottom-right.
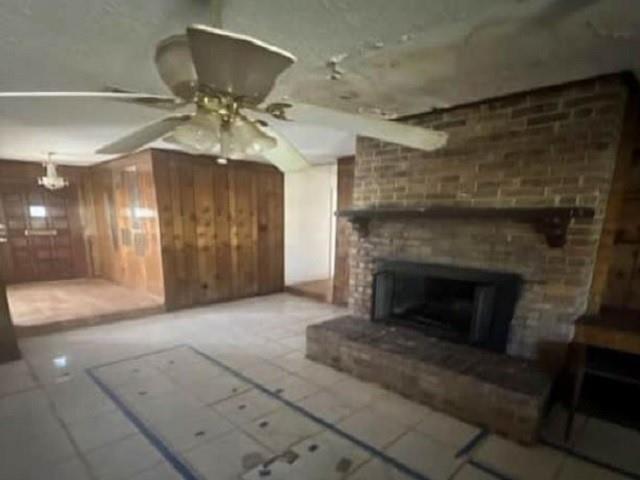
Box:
(0, 0), (639, 163)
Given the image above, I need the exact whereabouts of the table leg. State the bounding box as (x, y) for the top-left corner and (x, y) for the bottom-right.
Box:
(564, 342), (586, 442)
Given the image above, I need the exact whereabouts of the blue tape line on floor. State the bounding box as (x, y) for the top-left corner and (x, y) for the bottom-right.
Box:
(456, 429), (489, 458)
(88, 344), (613, 480)
(188, 345), (434, 480)
(468, 459), (515, 480)
(542, 437), (640, 480)
(87, 348), (202, 480)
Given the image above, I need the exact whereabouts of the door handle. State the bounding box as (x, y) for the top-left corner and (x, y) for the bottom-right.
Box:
(24, 229), (58, 237)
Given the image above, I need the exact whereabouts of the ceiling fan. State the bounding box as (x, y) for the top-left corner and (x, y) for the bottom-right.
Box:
(0, 25), (448, 172)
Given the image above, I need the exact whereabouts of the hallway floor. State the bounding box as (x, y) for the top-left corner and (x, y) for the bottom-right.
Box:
(7, 279), (164, 335)
(0, 294), (638, 479)
(286, 278), (333, 303)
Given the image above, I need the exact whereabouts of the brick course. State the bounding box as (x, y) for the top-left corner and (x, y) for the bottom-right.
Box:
(348, 74), (634, 358)
(307, 316), (551, 443)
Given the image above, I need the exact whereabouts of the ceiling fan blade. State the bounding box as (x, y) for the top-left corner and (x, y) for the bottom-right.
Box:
(186, 25), (296, 105)
(102, 87), (187, 110)
(154, 34), (199, 101)
(268, 102), (448, 151)
(96, 114), (193, 154)
(0, 91), (182, 108)
(256, 124), (310, 172)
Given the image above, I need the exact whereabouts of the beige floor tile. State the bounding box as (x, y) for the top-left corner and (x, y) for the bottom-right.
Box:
(556, 456), (631, 480)
(0, 360), (37, 396)
(414, 410), (480, 449)
(451, 463), (495, 480)
(386, 430), (463, 480)
(213, 389), (283, 425)
(125, 390), (203, 425)
(337, 406), (408, 449)
(326, 377), (381, 409)
(371, 390), (433, 427)
(182, 372), (253, 404)
(129, 462), (183, 480)
(277, 334), (306, 351)
(347, 459), (413, 480)
(270, 350), (316, 373)
(573, 417), (640, 475)
(152, 406), (235, 452)
(242, 363), (289, 384)
(25, 456), (93, 480)
(66, 409), (137, 453)
(242, 408), (324, 452)
(472, 434), (566, 480)
(297, 362), (350, 387)
(243, 430), (370, 480)
(184, 429), (273, 480)
(296, 389), (358, 423)
(44, 375), (117, 424)
(268, 374), (321, 401)
(85, 434), (163, 480)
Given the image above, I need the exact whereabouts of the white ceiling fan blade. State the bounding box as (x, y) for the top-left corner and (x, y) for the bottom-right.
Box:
(154, 35), (199, 101)
(256, 125), (310, 173)
(96, 114), (193, 154)
(269, 102), (448, 151)
(102, 87), (187, 110)
(0, 91), (183, 108)
(186, 25), (296, 105)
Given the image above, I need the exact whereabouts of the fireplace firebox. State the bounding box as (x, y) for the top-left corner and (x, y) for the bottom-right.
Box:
(372, 260), (522, 352)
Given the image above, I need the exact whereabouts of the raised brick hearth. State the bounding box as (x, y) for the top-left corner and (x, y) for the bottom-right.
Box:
(307, 316), (551, 443)
(348, 73), (637, 358)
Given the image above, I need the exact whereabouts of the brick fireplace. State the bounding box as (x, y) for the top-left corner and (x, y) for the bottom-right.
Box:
(307, 73), (638, 442)
(347, 73), (638, 359)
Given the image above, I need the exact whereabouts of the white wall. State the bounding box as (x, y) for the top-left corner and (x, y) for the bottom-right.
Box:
(285, 164), (337, 285)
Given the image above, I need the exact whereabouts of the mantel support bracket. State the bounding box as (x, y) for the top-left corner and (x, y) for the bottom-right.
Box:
(534, 214), (572, 248)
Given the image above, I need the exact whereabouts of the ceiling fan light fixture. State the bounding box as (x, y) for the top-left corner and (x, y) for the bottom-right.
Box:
(169, 123), (220, 152)
(229, 116), (277, 156)
(166, 112), (223, 153)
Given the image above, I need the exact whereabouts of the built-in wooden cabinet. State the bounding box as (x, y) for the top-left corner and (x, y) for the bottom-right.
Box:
(152, 150), (284, 310)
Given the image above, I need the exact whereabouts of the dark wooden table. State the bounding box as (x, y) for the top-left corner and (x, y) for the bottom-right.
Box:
(565, 307), (640, 440)
(0, 282), (21, 363)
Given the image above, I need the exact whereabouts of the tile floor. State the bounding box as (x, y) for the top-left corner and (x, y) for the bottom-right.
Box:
(1, 293), (639, 480)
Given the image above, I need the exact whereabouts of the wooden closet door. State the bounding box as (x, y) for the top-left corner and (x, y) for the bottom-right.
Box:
(0, 186), (80, 283)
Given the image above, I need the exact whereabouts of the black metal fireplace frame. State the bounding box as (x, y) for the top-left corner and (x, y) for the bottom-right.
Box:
(371, 259), (523, 353)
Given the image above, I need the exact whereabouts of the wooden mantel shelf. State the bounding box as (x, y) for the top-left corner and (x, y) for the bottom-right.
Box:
(336, 206), (595, 248)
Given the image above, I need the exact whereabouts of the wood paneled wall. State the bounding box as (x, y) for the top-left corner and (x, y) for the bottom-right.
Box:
(0, 151), (284, 312)
(587, 84), (639, 314)
(0, 160), (90, 283)
(602, 143), (640, 309)
(89, 151), (165, 299)
(152, 150), (284, 310)
(332, 156), (354, 305)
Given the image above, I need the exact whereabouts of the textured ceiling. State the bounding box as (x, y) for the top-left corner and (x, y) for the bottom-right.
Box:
(0, 0), (638, 165)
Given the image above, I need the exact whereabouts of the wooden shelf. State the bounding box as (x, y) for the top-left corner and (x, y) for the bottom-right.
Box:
(336, 206), (595, 248)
